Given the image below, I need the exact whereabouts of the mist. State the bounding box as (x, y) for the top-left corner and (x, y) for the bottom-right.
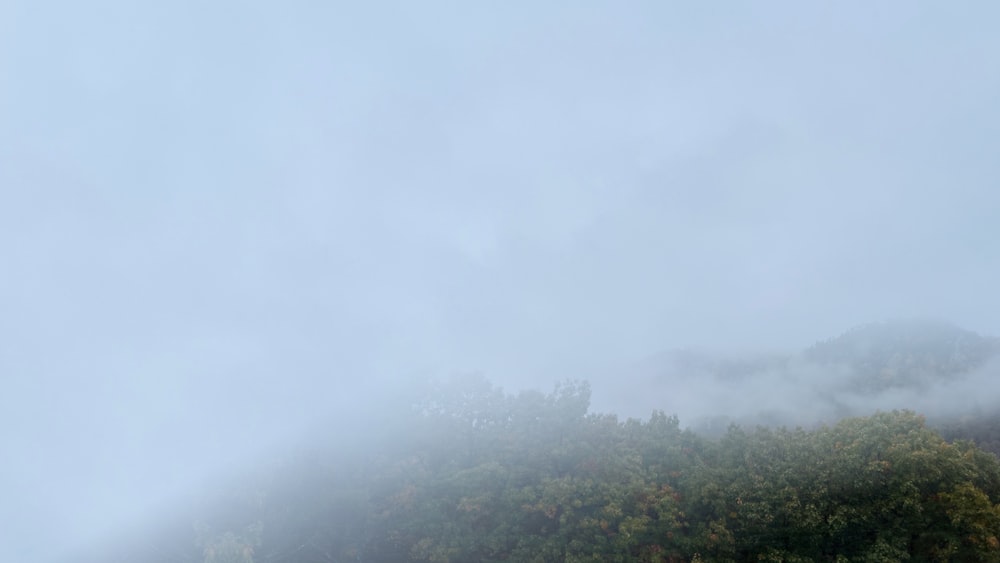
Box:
(3, 1), (1000, 561)
(591, 331), (1000, 431)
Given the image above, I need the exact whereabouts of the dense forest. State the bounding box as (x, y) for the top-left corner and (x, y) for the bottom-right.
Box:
(96, 321), (1000, 562)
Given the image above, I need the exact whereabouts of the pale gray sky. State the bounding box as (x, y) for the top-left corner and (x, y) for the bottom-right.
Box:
(3, 1), (1000, 560)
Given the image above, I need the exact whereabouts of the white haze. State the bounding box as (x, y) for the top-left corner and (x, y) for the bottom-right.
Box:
(2, 1), (1000, 561)
(593, 349), (1000, 431)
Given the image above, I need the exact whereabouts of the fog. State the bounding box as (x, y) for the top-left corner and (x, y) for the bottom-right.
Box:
(3, 1), (1000, 561)
(591, 335), (1000, 430)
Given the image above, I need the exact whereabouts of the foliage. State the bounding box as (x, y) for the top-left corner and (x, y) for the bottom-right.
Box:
(122, 375), (1000, 563)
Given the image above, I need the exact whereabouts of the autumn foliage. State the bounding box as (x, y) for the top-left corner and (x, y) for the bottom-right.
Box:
(112, 375), (1000, 563)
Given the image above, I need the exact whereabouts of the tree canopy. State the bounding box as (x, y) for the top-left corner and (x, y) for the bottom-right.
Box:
(107, 375), (1000, 563)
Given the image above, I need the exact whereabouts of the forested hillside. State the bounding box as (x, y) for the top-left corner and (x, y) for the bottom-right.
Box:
(604, 320), (1000, 444)
(804, 320), (1000, 391)
(100, 374), (1000, 563)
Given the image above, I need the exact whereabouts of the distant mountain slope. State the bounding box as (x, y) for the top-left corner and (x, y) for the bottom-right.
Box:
(595, 319), (1000, 439)
(803, 319), (1000, 391)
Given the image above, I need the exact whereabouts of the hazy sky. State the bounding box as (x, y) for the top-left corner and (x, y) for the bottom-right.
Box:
(3, 1), (1000, 560)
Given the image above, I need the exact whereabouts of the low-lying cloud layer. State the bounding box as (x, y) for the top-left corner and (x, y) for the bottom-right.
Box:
(595, 325), (1000, 430)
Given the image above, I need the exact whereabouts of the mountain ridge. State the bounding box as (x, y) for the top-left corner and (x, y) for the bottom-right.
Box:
(593, 318), (1000, 437)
